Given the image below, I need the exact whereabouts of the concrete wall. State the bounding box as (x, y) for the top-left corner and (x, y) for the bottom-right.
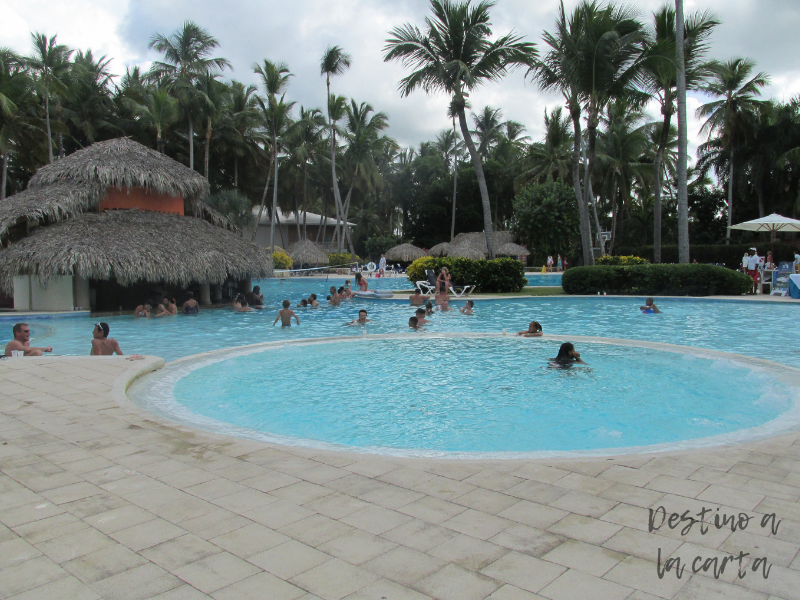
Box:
(13, 276), (75, 311)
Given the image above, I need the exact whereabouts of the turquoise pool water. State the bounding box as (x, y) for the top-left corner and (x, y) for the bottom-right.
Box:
(13, 294), (799, 367)
(132, 336), (798, 456)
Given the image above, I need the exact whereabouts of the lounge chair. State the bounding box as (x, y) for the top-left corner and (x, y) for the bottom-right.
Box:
(449, 284), (475, 297)
(415, 269), (438, 295)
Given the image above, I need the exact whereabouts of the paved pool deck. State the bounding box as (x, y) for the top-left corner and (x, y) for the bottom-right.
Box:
(1, 355), (800, 600)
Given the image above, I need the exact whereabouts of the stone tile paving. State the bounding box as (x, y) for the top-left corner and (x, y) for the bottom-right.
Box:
(0, 355), (799, 600)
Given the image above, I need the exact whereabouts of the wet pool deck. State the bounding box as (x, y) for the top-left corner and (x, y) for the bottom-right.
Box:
(1, 355), (800, 600)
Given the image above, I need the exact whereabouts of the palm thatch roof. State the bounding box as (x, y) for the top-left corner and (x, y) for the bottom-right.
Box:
(0, 181), (105, 239)
(496, 242), (530, 257)
(0, 210), (273, 293)
(288, 239), (329, 265)
(448, 244), (487, 260)
(428, 242), (454, 257)
(29, 137), (210, 202)
(385, 243), (427, 262)
(451, 231), (514, 253)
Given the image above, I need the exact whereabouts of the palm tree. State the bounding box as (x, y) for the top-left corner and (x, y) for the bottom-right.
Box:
(195, 71), (231, 179)
(0, 48), (37, 199)
(384, 0), (536, 259)
(471, 105), (503, 160)
(517, 107), (573, 187)
(129, 85), (178, 153)
(253, 59), (293, 254)
(675, 0), (689, 261)
(643, 5), (717, 262)
(697, 57), (768, 244)
(289, 106), (326, 239)
(530, 2), (593, 264)
(148, 21), (230, 171)
(216, 81), (262, 187)
(320, 45), (352, 252)
(26, 32), (72, 163)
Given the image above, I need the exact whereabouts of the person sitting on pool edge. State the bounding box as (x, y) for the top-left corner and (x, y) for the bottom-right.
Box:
(347, 309), (370, 326)
(409, 288), (429, 305)
(640, 298), (661, 314)
(517, 321), (543, 337)
(551, 342), (586, 365)
(90, 322), (123, 356)
(408, 316), (422, 330)
(460, 300), (474, 315)
(415, 308), (431, 325)
(5, 323), (52, 356)
(273, 300), (300, 327)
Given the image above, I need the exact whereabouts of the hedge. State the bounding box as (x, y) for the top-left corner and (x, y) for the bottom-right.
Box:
(614, 243), (797, 267)
(561, 264), (754, 296)
(406, 256), (527, 293)
(595, 255), (649, 266)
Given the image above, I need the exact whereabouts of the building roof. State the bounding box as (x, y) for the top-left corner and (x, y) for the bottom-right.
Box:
(0, 210), (274, 292)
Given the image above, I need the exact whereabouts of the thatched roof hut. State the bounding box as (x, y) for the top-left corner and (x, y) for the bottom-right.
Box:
(385, 243), (427, 262)
(451, 231), (514, 253)
(496, 242), (530, 257)
(0, 210), (273, 292)
(448, 244), (487, 260)
(428, 242), (454, 257)
(288, 239), (329, 265)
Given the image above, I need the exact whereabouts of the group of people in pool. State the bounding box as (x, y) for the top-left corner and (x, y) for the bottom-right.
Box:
(3, 321), (143, 358)
(134, 293), (200, 317)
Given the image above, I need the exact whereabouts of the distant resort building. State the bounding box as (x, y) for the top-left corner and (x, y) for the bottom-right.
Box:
(0, 138), (273, 312)
(245, 207), (356, 251)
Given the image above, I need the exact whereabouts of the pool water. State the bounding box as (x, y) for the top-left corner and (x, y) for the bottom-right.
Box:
(15, 292), (800, 367)
(132, 336), (797, 456)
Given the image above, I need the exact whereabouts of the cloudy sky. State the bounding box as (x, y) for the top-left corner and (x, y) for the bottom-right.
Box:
(2, 0), (798, 156)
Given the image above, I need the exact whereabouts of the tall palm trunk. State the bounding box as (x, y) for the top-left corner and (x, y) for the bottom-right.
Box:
(204, 117), (212, 179)
(251, 153), (274, 242)
(234, 156), (238, 187)
(341, 179), (357, 258)
(450, 116), (458, 240)
(302, 162), (308, 240)
(269, 131), (279, 254)
(726, 149), (734, 244)
(676, 0), (690, 261)
(609, 171), (620, 255)
(293, 187), (302, 242)
(1, 152), (7, 200)
(570, 104), (592, 265)
(187, 109), (194, 171)
(653, 110), (672, 263)
(317, 195), (327, 244)
(582, 105), (600, 266)
(44, 89), (53, 164)
(327, 76), (347, 254)
(456, 106), (495, 258)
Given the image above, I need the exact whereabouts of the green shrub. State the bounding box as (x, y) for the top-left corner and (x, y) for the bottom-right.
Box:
(327, 252), (361, 267)
(596, 255), (649, 266)
(406, 256), (526, 293)
(272, 251), (293, 269)
(614, 243), (797, 267)
(562, 264), (753, 296)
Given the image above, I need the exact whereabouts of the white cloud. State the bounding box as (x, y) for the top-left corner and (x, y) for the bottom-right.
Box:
(3, 0), (796, 151)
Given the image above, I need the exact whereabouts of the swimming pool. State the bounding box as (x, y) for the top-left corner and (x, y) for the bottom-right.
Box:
(129, 334), (800, 457)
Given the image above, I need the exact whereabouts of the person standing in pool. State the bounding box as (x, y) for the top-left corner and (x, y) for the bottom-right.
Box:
(640, 298), (661, 314)
(517, 321), (543, 337)
(183, 292), (200, 315)
(273, 300), (300, 327)
(5, 323), (52, 356)
(460, 300), (474, 315)
(133, 303), (151, 318)
(551, 342), (586, 365)
(90, 322), (124, 356)
(409, 289), (429, 305)
(329, 286), (341, 306)
(415, 308), (431, 325)
(347, 309), (371, 326)
(308, 294), (319, 307)
(355, 273), (368, 292)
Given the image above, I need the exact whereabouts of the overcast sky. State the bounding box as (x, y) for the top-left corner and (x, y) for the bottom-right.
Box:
(2, 0), (798, 158)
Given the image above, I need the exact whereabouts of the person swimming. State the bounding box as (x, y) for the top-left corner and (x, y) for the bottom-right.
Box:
(550, 342), (586, 365)
(640, 298), (661, 314)
(516, 321), (543, 337)
(459, 300), (474, 315)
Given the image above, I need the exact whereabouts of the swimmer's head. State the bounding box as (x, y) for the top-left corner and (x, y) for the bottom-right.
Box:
(530, 321), (542, 332)
(359, 309), (367, 317)
(409, 316), (418, 327)
(282, 299), (290, 308)
(415, 308), (425, 316)
(466, 300), (474, 308)
(645, 297), (654, 306)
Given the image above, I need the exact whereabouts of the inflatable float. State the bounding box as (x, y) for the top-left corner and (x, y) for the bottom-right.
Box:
(353, 290), (394, 299)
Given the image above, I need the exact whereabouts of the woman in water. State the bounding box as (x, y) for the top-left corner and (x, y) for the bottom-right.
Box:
(516, 321), (543, 337)
(551, 342), (586, 365)
(355, 272), (369, 292)
(425, 300), (435, 316)
(231, 294), (243, 310)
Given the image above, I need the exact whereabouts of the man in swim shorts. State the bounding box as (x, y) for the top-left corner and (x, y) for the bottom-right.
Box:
(273, 300), (300, 327)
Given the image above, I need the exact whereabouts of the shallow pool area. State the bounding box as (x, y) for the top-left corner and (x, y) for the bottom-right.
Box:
(128, 334), (800, 457)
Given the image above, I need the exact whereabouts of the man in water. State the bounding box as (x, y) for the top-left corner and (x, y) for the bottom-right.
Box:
(90, 322), (124, 355)
(409, 289), (429, 305)
(273, 300), (300, 327)
(308, 294), (319, 308)
(415, 308), (431, 325)
(460, 300), (474, 315)
(347, 309), (370, 326)
(329, 286), (341, 306)
(5, 323), (52, 356)
(408, 316), (422, 330)
(245, 286), (264, 308)
(639, 298), (661, 314)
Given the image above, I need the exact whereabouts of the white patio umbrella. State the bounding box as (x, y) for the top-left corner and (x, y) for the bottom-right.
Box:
(730, 213), (800, 256)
